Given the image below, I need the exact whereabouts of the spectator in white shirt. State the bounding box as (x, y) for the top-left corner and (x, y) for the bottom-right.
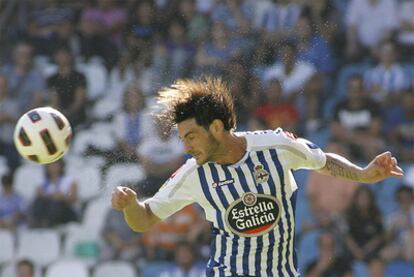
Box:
(364, 40), (410, 105)
(263, 41), (316, 101)
(345, 0), (399, 61)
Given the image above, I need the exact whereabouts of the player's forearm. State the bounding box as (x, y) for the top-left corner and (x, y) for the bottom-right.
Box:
(318, 153), (364, 182)
(122, 200), (160, 232)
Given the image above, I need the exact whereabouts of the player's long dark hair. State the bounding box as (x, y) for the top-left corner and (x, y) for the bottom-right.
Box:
(157, 76), (236, 131)
(346, 186), (382, 223)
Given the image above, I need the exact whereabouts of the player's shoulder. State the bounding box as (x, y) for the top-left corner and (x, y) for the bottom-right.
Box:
(240, 128), (299, 150)
(166, 158), (199, 185)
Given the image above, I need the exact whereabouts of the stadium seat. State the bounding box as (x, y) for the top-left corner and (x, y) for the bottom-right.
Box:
(1, 262), (41, 277)
(70, 165), (102, 203)
(81, 198), (111, 239)
(0, 230), (14, 264)
(91, 96), (121, 120)
(352, 261), (370, 277)
(374, 178), (403, 216)
(386, 260), (414, 277)
(14, 163), (44, 201)
(140, 262), (175, 277)
(16, 229), (60, 267)
(70, 124), (116, 155)
(104, 163), (145, 190)
(93, 261), (137, 277)
(297, 230), (321, 274)
(77, 62), (108, 101)
(62, 227), (99, 268)
(45, 260), (89, 277)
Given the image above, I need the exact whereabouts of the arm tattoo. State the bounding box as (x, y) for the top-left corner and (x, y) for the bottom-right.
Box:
(324, 157), (360, 181)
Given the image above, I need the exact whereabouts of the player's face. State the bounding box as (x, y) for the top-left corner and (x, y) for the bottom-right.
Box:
(178, 118), (220, 165)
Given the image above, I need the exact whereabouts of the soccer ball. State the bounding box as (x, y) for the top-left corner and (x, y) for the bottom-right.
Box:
(13, 107), (72, 164)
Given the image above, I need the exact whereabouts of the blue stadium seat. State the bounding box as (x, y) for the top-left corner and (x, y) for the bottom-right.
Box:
(386, 260), (414, 277)
(307, 129), (330, 150)
(352, 261), (370, 277)
(402, 64), (414, 80)
(293, 170), (313, 235)
(297, 230), (321, 274)
(140, 262), (175, 277)
(374, 178), (403, 217)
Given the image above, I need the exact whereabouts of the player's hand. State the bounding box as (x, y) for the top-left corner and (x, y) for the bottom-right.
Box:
(111, 186), (138, 211)
(361, 151), (404, 184)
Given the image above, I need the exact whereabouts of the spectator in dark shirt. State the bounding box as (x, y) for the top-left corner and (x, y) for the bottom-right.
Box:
(344, 186), (385, 270)
(306, 232), (352, 277)
(47, 45), (87, 128)
(331, 74), (384, 161)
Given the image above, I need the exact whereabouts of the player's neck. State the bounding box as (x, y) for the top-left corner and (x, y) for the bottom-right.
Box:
(212, 133), (247, 166)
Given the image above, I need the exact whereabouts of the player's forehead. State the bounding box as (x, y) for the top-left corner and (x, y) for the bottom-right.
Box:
(177, 118), (204, 139)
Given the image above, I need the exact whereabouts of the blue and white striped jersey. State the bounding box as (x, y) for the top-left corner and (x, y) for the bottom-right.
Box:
(145, 128), (326, 277)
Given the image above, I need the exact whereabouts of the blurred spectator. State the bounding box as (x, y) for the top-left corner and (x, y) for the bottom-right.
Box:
(78, 11), (118, 69)
(16, 259), (34, 277)
(27, 0), (74, 56)
(195, 21), (244, 76)
(343, 186), (385, 267)
(0, 174), (25, 231)
(143, 205), (202, 261)
(136, 121), (185, 198)
(153, 18), (196, 86)
(381, 186), (414, 263)
(364, 41), (410, 105)
(29, 160), (78, 228)
(385, 91), (414, 163)
(225, 60), (258, 130)
(300, 0), (340, 43)
(304, 140), (358, 232)
(176, 0), (210, 44)
(160, 241), (206, 277)
(330, 74), (384, 162)
(101, 202), (143, 262)
(110, 84), (150, 163)
(253, 78), (300, 132)
(263, 42), (316, 102)
(126, 0), (158, 61)
(80, 0), (127, 48)
(210, 0), (253, 34)
(345, 0), (399, 61)
(295, 15), (334, 74)
(305, 232), (352, 277)
(0, 41), (46, 112)
(397, 0), (414, 59)
(0, 75), (21, 171)
(260, 0), (302, 43)
(47, 45), (87, 128)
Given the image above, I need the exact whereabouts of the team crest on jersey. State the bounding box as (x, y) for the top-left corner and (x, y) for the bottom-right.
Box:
(225, 192), (281, 237)
(254, 165), (269, 184)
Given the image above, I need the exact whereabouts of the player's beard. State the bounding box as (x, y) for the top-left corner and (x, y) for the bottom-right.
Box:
(204, 132), (222, 163)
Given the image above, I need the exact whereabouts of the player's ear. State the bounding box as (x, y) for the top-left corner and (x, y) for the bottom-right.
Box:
(209, 119), (224, 136)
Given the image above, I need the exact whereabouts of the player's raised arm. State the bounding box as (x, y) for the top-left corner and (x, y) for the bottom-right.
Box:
(318, 151), (404, 184)
(111, 186), (160, 232)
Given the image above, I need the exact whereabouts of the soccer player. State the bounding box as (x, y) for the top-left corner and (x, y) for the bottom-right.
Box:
(111, 77), (403, 277)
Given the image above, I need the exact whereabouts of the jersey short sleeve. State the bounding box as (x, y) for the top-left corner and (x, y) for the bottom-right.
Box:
(144, 160), (197, 220)
(274, 128), (327, 171)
